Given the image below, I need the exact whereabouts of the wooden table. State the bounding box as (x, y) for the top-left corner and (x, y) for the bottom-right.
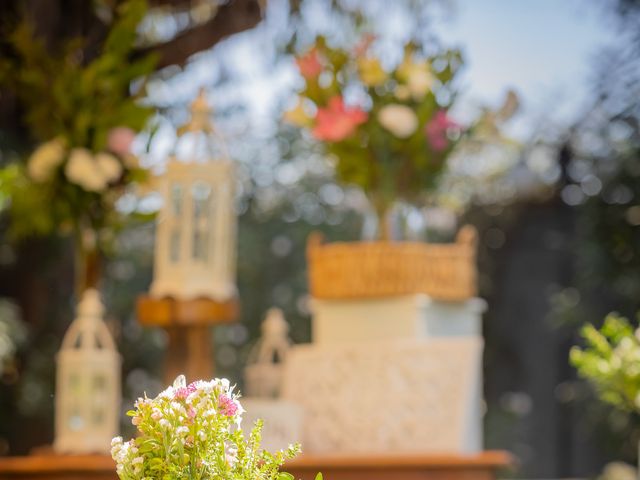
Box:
(0, 451), (512, 480)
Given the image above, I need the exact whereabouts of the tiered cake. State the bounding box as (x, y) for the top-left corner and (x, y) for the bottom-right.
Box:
(282, 227), (485, 454)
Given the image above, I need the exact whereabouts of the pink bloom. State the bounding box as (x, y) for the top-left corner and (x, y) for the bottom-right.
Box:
(174, 382), (198, 400)
(312, 96), (368, 142)
(218, 394), (238, 416)
(174, 388), (189, 400)
(354, 33), (376, 57)
(295, 48), (323, 79)
(107, 127), (136, 156)
(425, 110), (461, 152)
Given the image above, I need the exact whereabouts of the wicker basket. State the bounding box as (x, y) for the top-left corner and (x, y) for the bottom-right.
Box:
(307, 225), (478, 301)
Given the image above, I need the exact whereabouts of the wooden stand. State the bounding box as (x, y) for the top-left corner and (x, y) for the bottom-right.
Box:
(136, 295), (239, 383)
(0, 451), (513, 480)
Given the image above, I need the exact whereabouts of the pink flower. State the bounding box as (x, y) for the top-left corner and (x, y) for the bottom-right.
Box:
(295, 48), (323, 79)
(174, 381), (198, 400)
(107, 127), (136, 156)
(354, 33), (376, 57)
(425, 110), (460, 152)
(174, 388), (189, 400)
(218, 394), (238, 416)
(312, 96), (368, 142)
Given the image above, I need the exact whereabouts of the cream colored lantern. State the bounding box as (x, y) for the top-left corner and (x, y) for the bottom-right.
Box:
(150, 90), (237, 301)
(244, 308), (291, 398)
(54, 289), (120, 454)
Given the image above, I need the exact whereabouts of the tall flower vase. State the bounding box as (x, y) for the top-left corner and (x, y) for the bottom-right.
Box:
(74, 227), (102, 297)
(362, 201), (428, 242)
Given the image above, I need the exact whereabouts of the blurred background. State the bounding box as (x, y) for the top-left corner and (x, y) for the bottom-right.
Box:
(0, 0), (638, 478)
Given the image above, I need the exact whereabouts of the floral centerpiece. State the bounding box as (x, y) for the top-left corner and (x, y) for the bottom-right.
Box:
(112, 375), (306, 480)
(285, 35), (516, 239)
(288, 36), (516, 300)
(0, 0), (155, 292)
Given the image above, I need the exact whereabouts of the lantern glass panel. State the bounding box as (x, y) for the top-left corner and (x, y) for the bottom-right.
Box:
(169, 183), (183, 263)
(69, 373), (81, 394)
(92, 407), (105, 426)
(192, 181), (212, 262)
(93, 374), (106, 394)
(68, 405), (84, 431)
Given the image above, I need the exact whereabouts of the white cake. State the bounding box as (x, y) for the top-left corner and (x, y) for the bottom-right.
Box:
(281, 338), (483, 454)
(311, 294), (486, 344)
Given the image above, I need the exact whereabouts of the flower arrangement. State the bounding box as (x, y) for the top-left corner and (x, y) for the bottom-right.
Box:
(285, 36), (516, 238)
(570, 312), (640, 412)
(112, 375), (303, 480)
(0, 0), (156, 289)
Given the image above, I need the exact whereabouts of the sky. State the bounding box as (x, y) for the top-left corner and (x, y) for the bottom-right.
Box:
(430, 0), (615, 138)
(145, 0), (618, 166)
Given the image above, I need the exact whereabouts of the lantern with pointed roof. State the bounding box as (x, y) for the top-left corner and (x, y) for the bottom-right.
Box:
(54, 289), (120, 454)
(150, 89), (237, 301)
(244, 308), (292, 398)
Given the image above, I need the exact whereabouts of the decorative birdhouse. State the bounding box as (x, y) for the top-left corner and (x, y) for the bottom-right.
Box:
(150, 89), (237, 301)
(54, 289), (120, 454)
(244, 308), (291, 398)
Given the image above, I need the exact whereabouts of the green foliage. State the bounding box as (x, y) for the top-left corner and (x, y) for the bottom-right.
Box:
(0, 0), (156, 242)
(570, 312), (640, 412)
(1, 0), (155, 147)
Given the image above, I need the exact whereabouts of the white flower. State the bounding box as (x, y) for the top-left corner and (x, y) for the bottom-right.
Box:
(173, 375), (186, 389)
(65, 148), (107, 192)
(394, 85), (411, 101)
(158, 386), (175, 399)
(407, 68), (434, 99)
(159, 419), (171, 429)
(27, 139), (65, 182)
(377, 104), (419, 138)
(96, 152), (122, 182)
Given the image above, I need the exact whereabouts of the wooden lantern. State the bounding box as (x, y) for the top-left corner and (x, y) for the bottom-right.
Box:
(150, 89), (237, 301)
(54, 289), (120, 454)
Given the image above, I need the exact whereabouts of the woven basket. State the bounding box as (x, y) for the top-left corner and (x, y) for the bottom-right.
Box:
(307, 225), (478, 301)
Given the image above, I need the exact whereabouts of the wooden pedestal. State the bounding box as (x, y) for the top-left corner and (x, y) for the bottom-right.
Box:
(136, 295), (238, 383)
(0, 451), (513, 480)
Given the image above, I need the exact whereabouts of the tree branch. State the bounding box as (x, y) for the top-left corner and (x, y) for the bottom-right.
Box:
(136, 0), (262, 69)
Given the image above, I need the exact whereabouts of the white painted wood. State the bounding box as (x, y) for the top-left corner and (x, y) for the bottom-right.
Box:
(244, 308), (291, 398)
(54, 289), (120, 454)
(150, 159), (237, 300)
(150, 91), (237, 301)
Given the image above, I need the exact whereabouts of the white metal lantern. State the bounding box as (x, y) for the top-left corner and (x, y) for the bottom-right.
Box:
(54, 289), (120, 454)
(150, 90), (237, 301)
(244, 308), (291, 398)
